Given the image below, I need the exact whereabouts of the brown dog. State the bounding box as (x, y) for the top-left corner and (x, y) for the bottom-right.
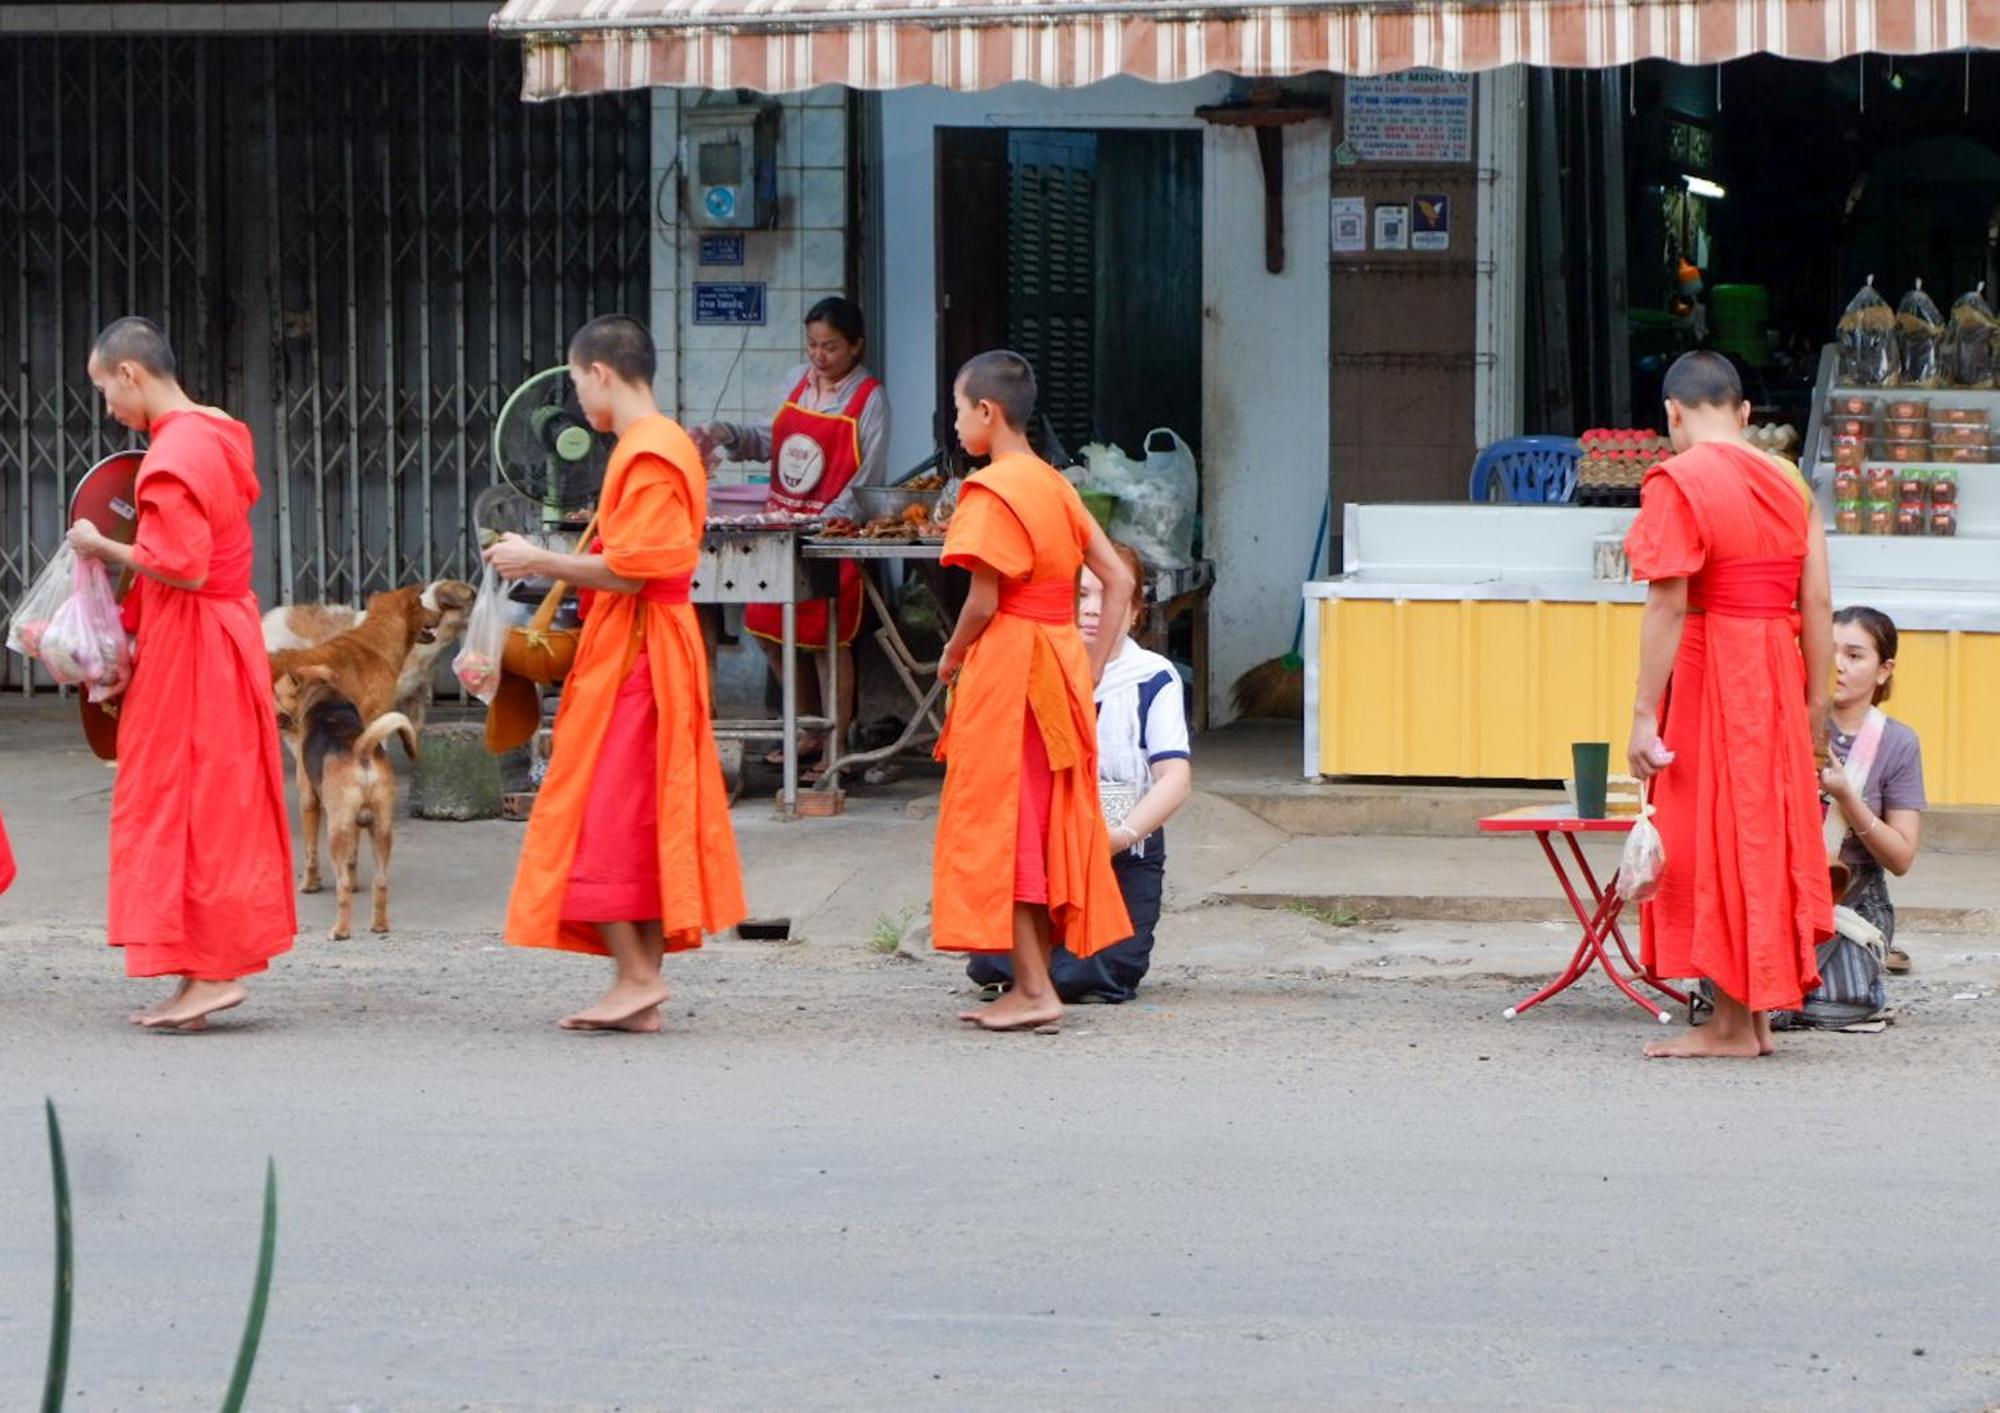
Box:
(264, 579), (473, 732)
(273, 670), (415, 939)
(267, 585), (441, 726)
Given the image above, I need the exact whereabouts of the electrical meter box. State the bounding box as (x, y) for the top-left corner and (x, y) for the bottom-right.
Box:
(684, 103), (778, 230)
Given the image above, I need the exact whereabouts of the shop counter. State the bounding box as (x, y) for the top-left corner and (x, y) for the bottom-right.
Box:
(1305, 504), (2000, 804)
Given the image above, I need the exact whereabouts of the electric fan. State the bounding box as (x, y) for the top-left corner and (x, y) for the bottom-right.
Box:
(491, 366), (613, 530)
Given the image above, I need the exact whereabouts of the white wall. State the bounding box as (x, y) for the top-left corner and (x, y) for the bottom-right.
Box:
(876, 78), (1331, 724)
(651, 87), (849, 460)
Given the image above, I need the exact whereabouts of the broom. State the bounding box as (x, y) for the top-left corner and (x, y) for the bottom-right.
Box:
(1230, 494), (1331, 720)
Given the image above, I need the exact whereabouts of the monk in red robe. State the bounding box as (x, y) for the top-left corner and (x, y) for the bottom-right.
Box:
(0, 808), (15, 895)
(934, 351), (1135, 1031)
(1625, 350), (1835, 1059)
(66, 317), (297, 1030)
(487, 315), (746, 1032)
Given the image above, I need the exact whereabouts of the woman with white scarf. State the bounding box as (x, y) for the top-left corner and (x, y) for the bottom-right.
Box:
(966, 543), (1192, 1003)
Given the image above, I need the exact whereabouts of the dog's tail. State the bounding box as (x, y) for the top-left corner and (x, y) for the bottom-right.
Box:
(356, 711), (418, 763)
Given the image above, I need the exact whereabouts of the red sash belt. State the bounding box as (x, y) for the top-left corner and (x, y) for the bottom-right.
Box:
(1690, 556), (1799, 619)
(640, 572), (694, 606)
(998, 579), (1076, 625)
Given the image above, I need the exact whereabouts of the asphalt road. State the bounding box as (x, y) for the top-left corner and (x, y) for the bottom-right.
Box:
(3, 926), (1998, 1412)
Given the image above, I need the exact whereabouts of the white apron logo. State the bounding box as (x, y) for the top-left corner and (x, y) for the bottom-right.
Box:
(776, 433), (827, 498)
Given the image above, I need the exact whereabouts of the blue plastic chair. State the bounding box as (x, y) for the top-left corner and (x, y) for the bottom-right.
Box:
(1467, 436), (1582, 503)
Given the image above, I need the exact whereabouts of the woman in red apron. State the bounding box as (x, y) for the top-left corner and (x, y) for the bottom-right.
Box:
(693, 297), (889, 780)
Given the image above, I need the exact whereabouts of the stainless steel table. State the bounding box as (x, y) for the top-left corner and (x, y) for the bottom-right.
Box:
(692, 525), (842, 816)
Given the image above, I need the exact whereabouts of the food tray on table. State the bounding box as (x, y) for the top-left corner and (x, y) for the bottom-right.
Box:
(704, 511), (824, 532)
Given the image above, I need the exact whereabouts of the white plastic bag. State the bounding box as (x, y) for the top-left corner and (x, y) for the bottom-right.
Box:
(37, 554), (132, 701)
(1616, 805), (1666, 904)
(1078, 427), (1198, 569)
(452, 565), (508, 704)
(6, 543), (79, 661)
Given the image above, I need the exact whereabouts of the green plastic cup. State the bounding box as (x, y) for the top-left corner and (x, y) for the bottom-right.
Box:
(1572, 742), (1611, 820)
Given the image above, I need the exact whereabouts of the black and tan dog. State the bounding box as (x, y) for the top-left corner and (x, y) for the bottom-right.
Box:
(273, 666), (416, 940)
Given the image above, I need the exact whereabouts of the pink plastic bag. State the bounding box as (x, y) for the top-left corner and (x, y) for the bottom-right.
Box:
(37, 554), (133, 701)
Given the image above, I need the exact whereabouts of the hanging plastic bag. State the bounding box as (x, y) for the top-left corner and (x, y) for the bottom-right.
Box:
(1896, 279), (1945, 388)
(6, 543), (79, 661)
(37, 554), (132, 701)
(1616, 798), (1666, 904)
(1077, 427), (1198, 570)
(1947, 282), (1998, 388)
(1836, 275), (1898, 387)
(452, 565), (508, 704)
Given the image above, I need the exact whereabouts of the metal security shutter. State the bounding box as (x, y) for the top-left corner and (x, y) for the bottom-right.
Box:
(1, 34), (650, 690)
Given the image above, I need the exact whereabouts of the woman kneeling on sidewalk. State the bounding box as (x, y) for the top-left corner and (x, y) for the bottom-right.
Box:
(968, 543), (1192, 1004)
(1819, 606), (1926, 979)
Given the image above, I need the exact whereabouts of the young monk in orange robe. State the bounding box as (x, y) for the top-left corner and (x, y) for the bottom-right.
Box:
(66, 317), (297, 1030)
(1625, 350), (1835, 1059)
(487, 315), (746, 1032)
(933, 351), (1136, 1031)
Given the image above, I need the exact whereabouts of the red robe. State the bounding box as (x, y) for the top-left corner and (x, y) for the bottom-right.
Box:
(504, 414), (747, 955)
(0, 809), (15, 895)
(1625, 441), (1833, 1012)
(931, 454), (1131, 956)
(111, 410), (296, 980)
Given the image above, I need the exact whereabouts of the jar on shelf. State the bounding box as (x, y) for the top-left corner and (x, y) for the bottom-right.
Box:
(1931, 422), (1989, 446)
(1830, 438), (1869, 469)
(1935, 406), (1988, 425)
(1930, 503), (1960, 537)
(1830, 416), (1877, 439)
(1897, 471), (1930, 501)
(1896, 501), (1927, 536)
(1939, 445), (1988, 463)
(1865, 502), (1896, 536)
(1931, 470), (1959, 502)
(1833, 466), (1864, 500)
(1830, 394), (1878, 417)
(1864, 466), (1898, 500)
(1884, 440), (1930, 462)
(1885, 398), (1929, 420)
(1834, 501), (1864, 535)
(1885, 417), (1928, 440)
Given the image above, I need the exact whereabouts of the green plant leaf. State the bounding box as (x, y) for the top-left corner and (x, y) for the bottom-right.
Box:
(219, 1160), (278, 1413)
(41, 1099), (73, 1413)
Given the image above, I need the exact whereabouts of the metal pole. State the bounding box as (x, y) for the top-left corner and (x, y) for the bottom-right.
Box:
(380, 46), (399, 589)
(304, 89), (330, 604)
(417, 44), (435, 583)
(342, 67), (363, 597)
(782, 599), (798, 814)
(263, 40), (295, 604)
(87, 41), (101, 466)
(451, 57), (470, 579)
(12, 45), (28, 695)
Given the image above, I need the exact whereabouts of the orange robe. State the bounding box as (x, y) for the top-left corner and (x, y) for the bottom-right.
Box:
(932, 453), (1131, 956)
(504, 414), (746, 955)
(112, 410), (296, 980)
(1625, 440), (1833, 1012)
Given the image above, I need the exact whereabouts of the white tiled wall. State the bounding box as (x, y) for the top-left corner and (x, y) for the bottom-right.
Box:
(651, 87), (850, 472)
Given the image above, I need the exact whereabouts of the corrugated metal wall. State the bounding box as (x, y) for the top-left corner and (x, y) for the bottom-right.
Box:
(0, 33), (650, 689)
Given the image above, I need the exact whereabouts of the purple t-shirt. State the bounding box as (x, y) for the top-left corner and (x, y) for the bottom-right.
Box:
(1830, 715), (1926, 871)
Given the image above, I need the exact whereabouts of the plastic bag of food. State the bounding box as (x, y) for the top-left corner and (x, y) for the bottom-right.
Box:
(1077, 427), (1198, 570)
(452, 565), (507, 703)
(36, 554), (132, 701)
(1947, 282), (1998, 388)
(1896, 279), (1945, 388)
(1836, 275), (1898, 387)
(6, 543), (79, 661)
(1616, 805), (1666, 904)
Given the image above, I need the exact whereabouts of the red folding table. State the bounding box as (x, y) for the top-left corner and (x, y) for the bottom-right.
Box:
(1478, 805), (1689, 1024)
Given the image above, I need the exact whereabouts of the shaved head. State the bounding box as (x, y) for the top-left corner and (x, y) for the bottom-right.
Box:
(92, 316), (178, 379)
(956, 350), (1037, 433)
(1662, 350), (1743, 409)
(568, 314), (656, 387)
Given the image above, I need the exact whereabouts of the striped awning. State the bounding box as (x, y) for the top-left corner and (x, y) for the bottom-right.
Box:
(491, 0), (2000, 100)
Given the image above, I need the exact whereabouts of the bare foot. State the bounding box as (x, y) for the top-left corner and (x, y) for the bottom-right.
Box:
(1754, 1011), (1776, 1057)
(142, 980), (245, 1030)
(1645, 1026), (1762, 1059)
(970, 987), (1062, 1032)
(129, 978), (191, 1025)
(558, 979), (670, 1031)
